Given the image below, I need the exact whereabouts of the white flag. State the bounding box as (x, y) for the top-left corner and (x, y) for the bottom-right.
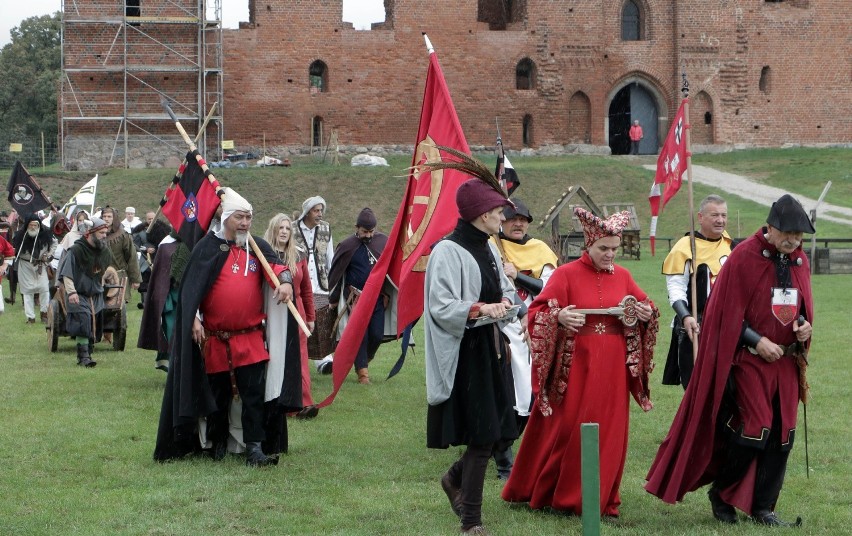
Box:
(61, 174), (98, 218)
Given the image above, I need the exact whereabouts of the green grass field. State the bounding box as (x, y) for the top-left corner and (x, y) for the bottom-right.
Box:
(1, 148), (850, 535)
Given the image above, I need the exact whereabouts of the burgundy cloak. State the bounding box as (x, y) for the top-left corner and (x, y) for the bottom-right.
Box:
(645, 228), (813, 513)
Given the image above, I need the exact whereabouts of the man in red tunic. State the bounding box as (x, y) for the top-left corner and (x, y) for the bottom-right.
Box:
(153, 188), (297, 466)
(645, 194), (815, 527)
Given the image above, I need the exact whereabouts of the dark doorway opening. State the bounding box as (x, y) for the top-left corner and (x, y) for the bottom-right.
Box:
(608, 83), (658, 155)
(609, 86), (632, 155)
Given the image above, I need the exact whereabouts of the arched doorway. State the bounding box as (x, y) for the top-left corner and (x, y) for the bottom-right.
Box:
(608, 82), (659, 155)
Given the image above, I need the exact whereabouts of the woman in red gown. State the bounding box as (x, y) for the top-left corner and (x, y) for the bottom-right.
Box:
(502, 207), (659, 517)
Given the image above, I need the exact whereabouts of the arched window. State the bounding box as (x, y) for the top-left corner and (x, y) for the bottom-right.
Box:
(516, 58), (536, 90)
(309, 60), (328, 93)
(621, 0), (642, 41)
(692, 91), (714, 145)
(759, 66), (771, 93)
(522, 114), (533, 147)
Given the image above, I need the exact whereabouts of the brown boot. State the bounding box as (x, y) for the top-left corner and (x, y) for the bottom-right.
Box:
(357, 368), (370, 384)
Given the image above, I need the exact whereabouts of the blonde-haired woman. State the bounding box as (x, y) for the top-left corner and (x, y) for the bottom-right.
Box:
(264, 213), (319, 418)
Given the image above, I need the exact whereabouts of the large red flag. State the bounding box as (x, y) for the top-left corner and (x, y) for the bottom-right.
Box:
(318, 48), (471, 407)
(648, 99), (689, 255)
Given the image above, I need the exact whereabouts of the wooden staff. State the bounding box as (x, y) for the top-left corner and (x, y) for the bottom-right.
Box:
(161, 99), (311, 337)
(681, 70), (700, 363)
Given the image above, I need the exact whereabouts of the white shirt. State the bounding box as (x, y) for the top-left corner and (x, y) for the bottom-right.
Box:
(121, 217), (142, 233)
(299, 220), (334, 295)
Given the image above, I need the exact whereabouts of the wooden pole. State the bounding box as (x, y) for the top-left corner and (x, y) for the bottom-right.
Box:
(581, 423), (601, 536)
(161, 99), (310, 336)
(809, 181), (832, 274)
(681, 70), (700, 363)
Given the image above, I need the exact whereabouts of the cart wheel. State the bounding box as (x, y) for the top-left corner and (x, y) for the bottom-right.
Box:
(113, 307), (127, 351)
(47, 300), (60, 352)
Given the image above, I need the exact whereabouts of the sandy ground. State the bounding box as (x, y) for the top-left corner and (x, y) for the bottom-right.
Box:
(643, 164), (852, 227)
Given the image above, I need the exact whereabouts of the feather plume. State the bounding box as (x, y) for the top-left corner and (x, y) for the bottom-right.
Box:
(408, 143), (506, 199)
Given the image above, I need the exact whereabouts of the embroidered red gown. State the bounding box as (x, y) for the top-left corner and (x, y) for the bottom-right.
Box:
(502, 253), (654, 516)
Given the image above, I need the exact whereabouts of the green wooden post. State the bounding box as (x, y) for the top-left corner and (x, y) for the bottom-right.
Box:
(581, 423), (601, 536)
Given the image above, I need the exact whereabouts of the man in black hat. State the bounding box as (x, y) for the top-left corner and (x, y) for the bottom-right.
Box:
(646, 194), (815, 527)
(327, 207), (393, 385)
(492, 198), (558, 479)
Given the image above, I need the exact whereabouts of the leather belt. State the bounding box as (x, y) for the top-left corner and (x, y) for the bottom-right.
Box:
(205, 323), (264, 400)
(576, 322), (622, 336)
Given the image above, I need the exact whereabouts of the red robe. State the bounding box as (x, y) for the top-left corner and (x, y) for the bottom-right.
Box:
(293, 258), (316, 406)
(645, 228), (813, 514)
(502, 253), (658, 516)
(201, 244), (284, 374)
(0, 235), (14, 283)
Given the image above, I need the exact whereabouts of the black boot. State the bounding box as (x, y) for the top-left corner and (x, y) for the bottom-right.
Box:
(76, 344), (96, 368)
(441, 464), (463, 518)
(708, 486), (737, 524)
(245, 442), (273, 467)
(492, 444), (514, 481)
(751, 512), (802, 527)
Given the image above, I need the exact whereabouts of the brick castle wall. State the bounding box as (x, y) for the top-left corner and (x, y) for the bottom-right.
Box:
(61, 0), (852, 166)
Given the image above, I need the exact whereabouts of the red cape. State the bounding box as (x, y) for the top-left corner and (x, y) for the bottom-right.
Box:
(645, 228), (813, 504)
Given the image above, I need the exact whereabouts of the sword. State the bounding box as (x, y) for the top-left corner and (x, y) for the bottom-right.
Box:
(796, 315), (810, 479)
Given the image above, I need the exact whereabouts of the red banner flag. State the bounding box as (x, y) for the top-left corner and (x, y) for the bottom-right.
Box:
(648, 99), (689, 255)
(318, 49), (471, 407)
(160, 151), (221, 250)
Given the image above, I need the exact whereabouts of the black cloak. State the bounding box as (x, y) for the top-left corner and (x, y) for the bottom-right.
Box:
(153, 232), (302, 461)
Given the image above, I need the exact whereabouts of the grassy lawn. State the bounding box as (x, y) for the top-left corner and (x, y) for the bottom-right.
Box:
(1, 148), (850, 534)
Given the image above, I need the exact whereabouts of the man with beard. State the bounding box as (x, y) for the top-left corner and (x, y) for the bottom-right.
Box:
(101, 207), (142, 300)
(661, 194), (734, 389)
(646, 194), (815, 527)
(58, 217), (111, 367)
(153, 188), (301, 467)
(327, 208), (392, 385)
(492, 198), (558, 479)
(293, 196), (335, 371)
(12, 214), (57, 323)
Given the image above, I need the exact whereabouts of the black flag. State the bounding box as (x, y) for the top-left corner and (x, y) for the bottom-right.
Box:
(6, 161), (52, 217)
(495, 151), (521, 196)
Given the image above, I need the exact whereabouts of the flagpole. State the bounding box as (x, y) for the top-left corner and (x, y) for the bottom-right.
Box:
(492, 117), (510, 261)
(681, 69), (699, 362)
(423, 33), (434, 53)
(90, 174), (98, 215)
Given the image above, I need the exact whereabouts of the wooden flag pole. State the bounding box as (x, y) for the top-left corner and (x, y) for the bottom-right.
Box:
(681, 70), (700, 362)
(161, 99), (311, 337)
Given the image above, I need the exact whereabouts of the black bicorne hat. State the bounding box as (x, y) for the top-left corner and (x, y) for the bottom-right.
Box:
(766, 194), (815, 234)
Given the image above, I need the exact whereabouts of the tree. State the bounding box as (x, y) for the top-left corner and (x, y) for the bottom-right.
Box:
(0, 13), (61, 143)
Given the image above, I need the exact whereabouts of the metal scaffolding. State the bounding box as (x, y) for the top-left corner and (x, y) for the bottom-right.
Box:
(61, 0), (223, 168)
